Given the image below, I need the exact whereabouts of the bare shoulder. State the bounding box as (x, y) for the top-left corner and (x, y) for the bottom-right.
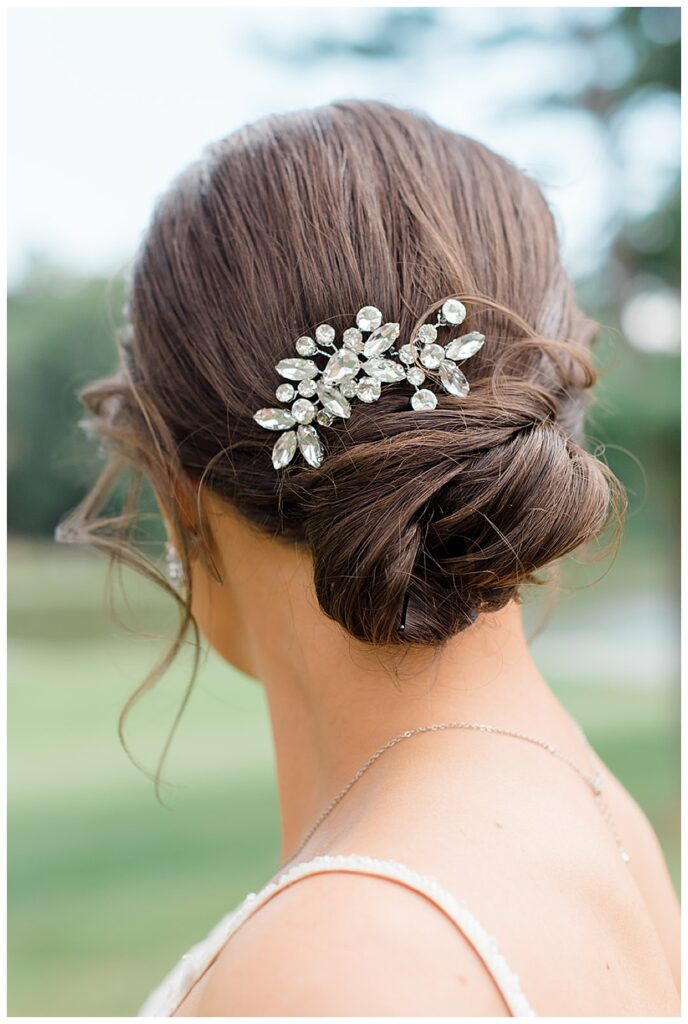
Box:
(599, 758), (680, 985)
(184, 869), (511, 1016)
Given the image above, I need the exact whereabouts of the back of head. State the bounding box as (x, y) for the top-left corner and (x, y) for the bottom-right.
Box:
(67, 100), (620, 648)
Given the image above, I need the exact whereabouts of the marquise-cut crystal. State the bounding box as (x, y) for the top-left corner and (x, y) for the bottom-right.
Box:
(411, 388), (438, 411)
(315, 324), (336, 346)
(272, 430), (297, 469)
(365, 357), (406, 382)
(254, 407), (296, 430)
(363, 322), (400, 359)
(275, 383), (295, 402)
(322, 347), (360, 384)
(276, 358), (319, 381)
(406, 366), (426, 386)
(297, 424), (324, 467)
(356, 305), (383, 332)
(295, 335), (317, 356)
(316, 384), (351, 419)
(340, 379), (358, 398)
(445, 331), (485, 361)
(417, 323), (438, 344)
(297, 379), (317, 397)
(291, 398), (316, 424)
(439, 359), (470, 397)
(441, 299), (467, 325)
(398, 343), (416, 365)
(356, 376), (382, 403)
(342, 328), (364, 352)
(420, 343), (445, 369)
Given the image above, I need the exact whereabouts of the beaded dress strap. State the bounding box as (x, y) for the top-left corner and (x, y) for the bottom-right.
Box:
(140, 853), (535, 1017)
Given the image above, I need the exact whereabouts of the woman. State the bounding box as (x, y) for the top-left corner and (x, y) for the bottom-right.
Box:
(60, 101), (679, 1016)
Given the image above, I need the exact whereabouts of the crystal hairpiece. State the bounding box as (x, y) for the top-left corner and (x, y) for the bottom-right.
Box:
(253, 299), (485, 470)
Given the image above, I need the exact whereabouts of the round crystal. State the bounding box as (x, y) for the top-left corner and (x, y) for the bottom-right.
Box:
(342, 328), (364, 352)
(297, 379), (317, 397)
(357, 376), (382, 403)
(340, 379), (358, 398)
(291, 398), (316, 424)
(356, 305), (383, 332)
(417, 323), (438, 344)
(315, 323), (336, 346)
(411, 388), (438, 411)
(398, 343), (416, 365)
(295, 335), (317, 356)
(275, 383), (295, 402)
(420, 343), (445, 369)
(441, 299), (467, 325)
(316, 410), (334, 427)
(406, 366), (426, 386)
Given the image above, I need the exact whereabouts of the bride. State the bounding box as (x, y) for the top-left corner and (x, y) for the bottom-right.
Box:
(61, 100), (679, 1016)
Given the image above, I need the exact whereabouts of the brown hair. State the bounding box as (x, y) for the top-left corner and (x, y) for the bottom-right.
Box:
(59, 100), (622, 759)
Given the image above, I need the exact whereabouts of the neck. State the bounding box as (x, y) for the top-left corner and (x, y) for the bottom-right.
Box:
(193, 512), (559, 865)
(247, 591), (553, 864)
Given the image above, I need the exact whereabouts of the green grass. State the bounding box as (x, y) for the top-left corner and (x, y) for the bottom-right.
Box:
(8, 542), (680, 1016)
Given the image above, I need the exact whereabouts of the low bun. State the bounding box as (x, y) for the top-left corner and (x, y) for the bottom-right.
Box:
(298, 370), (619, 647)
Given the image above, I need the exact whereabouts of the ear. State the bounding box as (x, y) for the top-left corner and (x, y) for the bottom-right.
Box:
(152, 470), (198, 546)
(170, 471), (200, 533)
(155, 470), (225, 585)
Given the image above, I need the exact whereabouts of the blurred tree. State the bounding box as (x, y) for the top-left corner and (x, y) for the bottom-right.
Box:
(543, 7), (680, 555)
(8, 257), (124, 534)
(257, 6), (679, 307)
(548, 7), (680, 299)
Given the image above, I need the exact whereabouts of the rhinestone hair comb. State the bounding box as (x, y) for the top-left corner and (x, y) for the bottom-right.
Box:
(253, 299), (485, 469)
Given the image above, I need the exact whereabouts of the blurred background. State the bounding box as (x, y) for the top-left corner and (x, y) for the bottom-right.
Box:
(7, 6), (680, 1016)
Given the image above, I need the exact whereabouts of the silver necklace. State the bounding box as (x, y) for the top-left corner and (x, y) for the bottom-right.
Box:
(282, 720), (631, 868)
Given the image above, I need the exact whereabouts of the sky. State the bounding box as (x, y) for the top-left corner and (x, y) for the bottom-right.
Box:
(7, 5), (680, 309)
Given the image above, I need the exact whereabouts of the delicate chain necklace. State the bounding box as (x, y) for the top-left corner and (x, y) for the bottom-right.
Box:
(281, 721), (631, 869)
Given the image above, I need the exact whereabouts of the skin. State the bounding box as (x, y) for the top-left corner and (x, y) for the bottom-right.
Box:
(170, 489), (680, 1017)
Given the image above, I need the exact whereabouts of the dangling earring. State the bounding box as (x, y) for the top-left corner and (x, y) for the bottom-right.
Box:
(165, 542), (185, 587)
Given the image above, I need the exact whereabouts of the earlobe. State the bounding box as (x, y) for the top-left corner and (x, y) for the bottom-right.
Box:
(165, 542), (185, 586)
(181, 481), (227, 586)
(169, 470), (201, 533)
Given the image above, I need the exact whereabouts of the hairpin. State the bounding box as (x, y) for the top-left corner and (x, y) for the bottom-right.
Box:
(253, 300), (485, 469)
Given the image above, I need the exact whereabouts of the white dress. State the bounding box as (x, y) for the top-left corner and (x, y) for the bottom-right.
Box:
(138, 853), (535, 1017)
